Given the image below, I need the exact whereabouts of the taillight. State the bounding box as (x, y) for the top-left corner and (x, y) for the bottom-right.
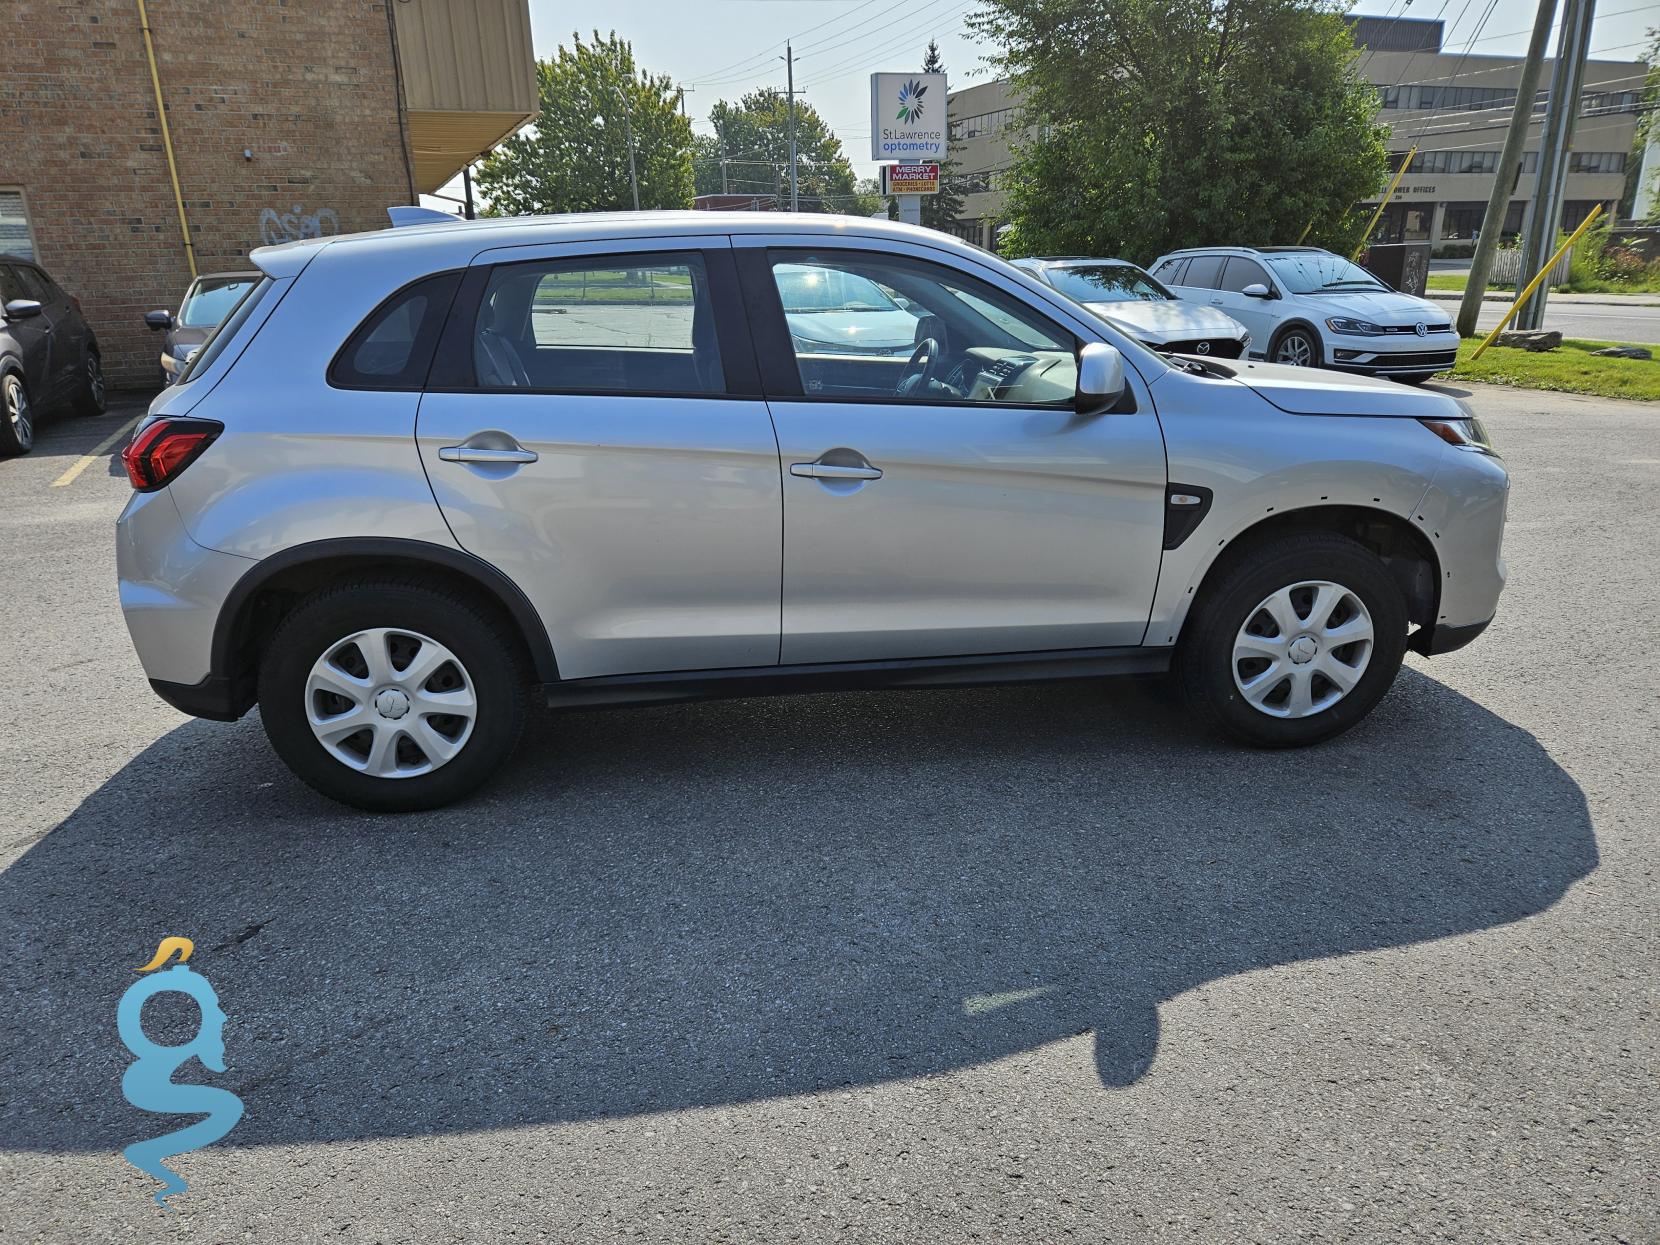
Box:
(121, 417), (222, 491)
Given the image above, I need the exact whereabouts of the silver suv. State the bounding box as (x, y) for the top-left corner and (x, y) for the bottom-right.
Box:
(117, 212), (1508, 811)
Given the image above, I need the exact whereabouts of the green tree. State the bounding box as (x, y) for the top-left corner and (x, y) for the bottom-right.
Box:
(696, 89), (864, 213)
(919, 40), (967, 232)
(969, 0), (1388, 262)
(475, 32), (694, 215)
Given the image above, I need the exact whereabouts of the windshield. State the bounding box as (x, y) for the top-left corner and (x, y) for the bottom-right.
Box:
(179, 276), (260, 327)
(177, 276), (272, 384)
(1043, 264), (1172, 304)
(1262, 253), (1388, 294)
(775, 264), (901, 313)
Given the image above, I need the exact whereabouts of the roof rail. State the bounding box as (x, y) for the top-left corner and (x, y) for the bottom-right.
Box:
(387, 205), (460, 228)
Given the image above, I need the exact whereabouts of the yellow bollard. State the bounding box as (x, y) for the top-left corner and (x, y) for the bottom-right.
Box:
(1350, 147), (1417, 263)
(1469, 203), (1603, 361)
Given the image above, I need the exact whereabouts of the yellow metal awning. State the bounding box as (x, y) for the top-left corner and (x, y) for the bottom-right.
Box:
(406, 110), (532, 193)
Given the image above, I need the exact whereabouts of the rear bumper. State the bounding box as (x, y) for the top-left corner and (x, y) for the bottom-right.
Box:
(149, 675), (251, 721)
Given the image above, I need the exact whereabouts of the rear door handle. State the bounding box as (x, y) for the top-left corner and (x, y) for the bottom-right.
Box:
(790, 462), (882, 481)
(438, 446), (538, 465)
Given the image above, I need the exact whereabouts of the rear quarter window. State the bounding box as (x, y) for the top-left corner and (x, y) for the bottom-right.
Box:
(328, 271), (462, 390)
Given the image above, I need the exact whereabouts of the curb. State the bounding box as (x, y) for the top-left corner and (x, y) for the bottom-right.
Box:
(1423, 290), (1660, 309)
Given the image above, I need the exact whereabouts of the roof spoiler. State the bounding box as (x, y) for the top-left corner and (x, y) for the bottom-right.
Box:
(387, 205), (459, 228)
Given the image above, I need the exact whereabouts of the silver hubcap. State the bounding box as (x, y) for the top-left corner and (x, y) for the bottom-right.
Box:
(88, 357), (104, 404)
(6, 382), (30, 446)
(305, 627), (477, 778)
(1232, 580), (1374, 719)
(1275, 334), (1314, 367)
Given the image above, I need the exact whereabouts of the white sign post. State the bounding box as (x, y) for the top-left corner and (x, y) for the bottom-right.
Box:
(871, 72), (947, 227)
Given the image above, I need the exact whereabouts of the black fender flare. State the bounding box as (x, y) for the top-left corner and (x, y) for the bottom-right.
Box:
(211, 537), (559, 684)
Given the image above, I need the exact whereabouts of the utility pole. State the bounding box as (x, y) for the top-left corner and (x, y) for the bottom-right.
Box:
(461, 165), (476, 220)
(676, 85), (694, 117)
(1457, 0), (1557, 336)
(783, 42), (799, 212)
(720, 135), (731, 194)
(616, 83), (641, 211)
(1514, 0), (1596, 331)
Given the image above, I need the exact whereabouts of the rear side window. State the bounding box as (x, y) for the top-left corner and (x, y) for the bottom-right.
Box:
(1179, 254), (1225, 289)
(466, 252), (724, 395)
(329, 270), (461, 390)
(1152, 257), (1188, 285)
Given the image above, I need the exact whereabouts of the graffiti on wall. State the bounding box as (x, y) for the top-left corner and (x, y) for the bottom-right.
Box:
(258, 203), (340, 247)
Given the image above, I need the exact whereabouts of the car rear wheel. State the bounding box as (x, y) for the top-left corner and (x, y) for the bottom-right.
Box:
(1176, 533), (1408, 747)
(73, 350), (107, 416)
(0, 373), (33, 456)
(258, 580), (530, 812)
(1271, 326), (1321, 368)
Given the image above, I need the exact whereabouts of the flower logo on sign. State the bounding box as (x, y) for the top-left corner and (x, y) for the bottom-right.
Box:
(896, 79), (927, 123)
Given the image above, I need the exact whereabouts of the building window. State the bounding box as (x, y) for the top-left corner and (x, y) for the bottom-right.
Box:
(0, 190), (34, 261)
(948, 107), (1018, 141)
(1568, 151), (1627, 174)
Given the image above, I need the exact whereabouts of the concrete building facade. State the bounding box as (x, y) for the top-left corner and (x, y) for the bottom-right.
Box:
(0, 0), (534, 386)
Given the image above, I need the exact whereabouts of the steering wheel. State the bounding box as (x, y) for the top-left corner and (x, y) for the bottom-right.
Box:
(895, 337), (941, 397)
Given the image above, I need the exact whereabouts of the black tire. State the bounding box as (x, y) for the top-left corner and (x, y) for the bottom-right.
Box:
(1175, 532), (1408, 748)
(1270, 325), (1322, 368)
(0, 372), (33, 456)
(257, 579), (531, 812)
(73, 349), (107, 416)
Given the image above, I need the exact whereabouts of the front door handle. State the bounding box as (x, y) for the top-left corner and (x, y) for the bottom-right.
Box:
(438, 445), (538, 465)
(790, 462), (882, 481)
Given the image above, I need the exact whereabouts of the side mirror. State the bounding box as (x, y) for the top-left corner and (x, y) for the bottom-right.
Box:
(3, 298), (43, 321)
(144, 309), (174, 331)
(1076, 341), (1126, 413)
(1242, 283), (1273, 299)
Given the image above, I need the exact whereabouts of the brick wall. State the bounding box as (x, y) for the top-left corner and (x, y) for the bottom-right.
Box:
(0, 1), (415, 388)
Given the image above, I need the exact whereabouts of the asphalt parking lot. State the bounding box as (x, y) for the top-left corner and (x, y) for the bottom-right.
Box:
(1, 384), (1654, 1242)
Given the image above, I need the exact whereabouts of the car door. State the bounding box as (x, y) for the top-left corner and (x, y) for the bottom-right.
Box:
(0, 264), (54, 398)
(1211, 257), (1279, 346)
(415, 237), (783, 681)
(736, 238), (1168, 665)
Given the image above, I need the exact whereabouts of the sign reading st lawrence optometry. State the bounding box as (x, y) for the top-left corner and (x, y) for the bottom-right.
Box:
(870, 72), (948, 163)
(880, 164), (940, 195)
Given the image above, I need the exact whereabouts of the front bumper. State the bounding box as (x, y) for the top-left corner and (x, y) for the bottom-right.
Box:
(1328, 334), (1459, 375)
(1412, 443), (1510, 650)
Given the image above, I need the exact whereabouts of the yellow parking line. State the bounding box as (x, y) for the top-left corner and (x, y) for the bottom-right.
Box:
(51, 413), (146, 488)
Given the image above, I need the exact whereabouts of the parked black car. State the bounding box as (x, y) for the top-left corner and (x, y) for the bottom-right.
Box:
(145, 271), (261, 386)
(0, 254), (105, 456)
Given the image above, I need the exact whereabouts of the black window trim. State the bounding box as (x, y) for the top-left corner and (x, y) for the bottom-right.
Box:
(327, 268), (465, 393)
(738, 245), (1098, 413)
(423, 245), (762, 400)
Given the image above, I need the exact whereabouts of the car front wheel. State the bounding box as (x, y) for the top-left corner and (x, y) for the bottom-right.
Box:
(1176, 533), (1408, 747)
(258, 580), (530, 811)
(1271, 326), (1321, 368)
(0, 373), (33, 455)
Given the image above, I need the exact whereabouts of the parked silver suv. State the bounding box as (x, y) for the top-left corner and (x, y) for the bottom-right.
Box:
(117, 212), (1508, 811)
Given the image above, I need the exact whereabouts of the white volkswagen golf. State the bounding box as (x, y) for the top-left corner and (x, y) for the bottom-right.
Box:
(1149, 246), (1458, 383)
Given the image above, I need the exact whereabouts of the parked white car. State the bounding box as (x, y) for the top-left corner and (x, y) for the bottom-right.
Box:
(1149, 246), (1457, 383)
(1011, 257), (1250, 358)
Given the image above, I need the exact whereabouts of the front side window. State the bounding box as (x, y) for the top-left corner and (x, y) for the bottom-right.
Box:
(1218, 258), (1271, 293)
(10, 265), (49, 303)
(180, 276), (261, 328)
(1044, 264), (1171, 304)
(470, 252), (724, 394)
(769, 251), (1078, 406)
(1263, 253), (1387, 294)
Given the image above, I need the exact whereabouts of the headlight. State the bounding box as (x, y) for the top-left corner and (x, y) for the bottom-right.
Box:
(1239, 332), (1251, 349)
(1419, 416), (1496, 454)
(1326, 317), (1385, 335)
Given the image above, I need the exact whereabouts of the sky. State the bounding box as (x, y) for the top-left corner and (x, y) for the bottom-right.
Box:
(427, 0), (1657, 208)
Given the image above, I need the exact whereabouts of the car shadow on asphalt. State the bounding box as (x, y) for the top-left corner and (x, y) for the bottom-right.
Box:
(0, 665), (1595, 1150)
